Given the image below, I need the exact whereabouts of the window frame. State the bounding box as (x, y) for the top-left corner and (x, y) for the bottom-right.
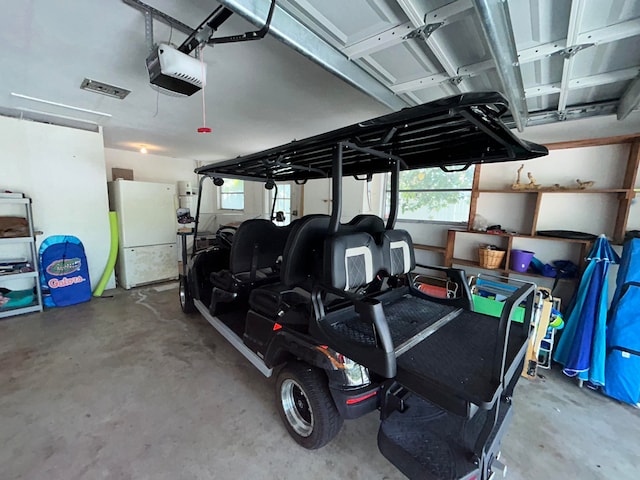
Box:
(218, 178), (245, 211)
(270, 183), (292, 225)
(385, 166), (475, 225)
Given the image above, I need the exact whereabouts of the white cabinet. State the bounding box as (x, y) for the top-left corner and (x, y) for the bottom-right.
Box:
(0, 197), (43, 318)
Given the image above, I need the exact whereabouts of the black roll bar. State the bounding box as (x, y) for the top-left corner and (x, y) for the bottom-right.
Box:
(269, 182), (278, 222)
(329, 143), (343, 234)
(386, 157), (400, 230)
(191, 175), (209, 256)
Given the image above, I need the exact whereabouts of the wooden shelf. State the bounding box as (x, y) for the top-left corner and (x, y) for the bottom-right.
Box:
(414, 243), (446, 254)
(451, 258), (577, 281)
(452, 230), (594, 244)
(476, 188), (628, 194)
(446, 139), (639, 290)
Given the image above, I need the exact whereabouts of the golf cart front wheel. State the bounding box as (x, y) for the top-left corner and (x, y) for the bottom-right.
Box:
(179, 276), (195, 314)
(276, 362), (343, 449)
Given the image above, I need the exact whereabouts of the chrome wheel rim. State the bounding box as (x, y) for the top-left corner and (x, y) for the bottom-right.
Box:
(281, 379), (314, 437)
(179, 280), (186, 308)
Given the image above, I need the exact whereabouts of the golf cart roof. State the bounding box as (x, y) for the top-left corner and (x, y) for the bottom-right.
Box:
(196, 92), (547, 182)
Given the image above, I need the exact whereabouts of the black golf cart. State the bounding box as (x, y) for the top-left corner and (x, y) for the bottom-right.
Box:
(180, 92), (548, 480)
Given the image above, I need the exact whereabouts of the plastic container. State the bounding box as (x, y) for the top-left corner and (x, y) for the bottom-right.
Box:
(510, 249), (535, 272)
(472, 294), (526, 323)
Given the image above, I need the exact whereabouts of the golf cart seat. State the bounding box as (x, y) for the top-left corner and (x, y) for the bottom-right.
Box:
(279, 214), (332, 290)
(247, 214), (389, 317)
(344, 214), (386, 235)
(210, 219), (291, 311)
(313, 228), (536, 417)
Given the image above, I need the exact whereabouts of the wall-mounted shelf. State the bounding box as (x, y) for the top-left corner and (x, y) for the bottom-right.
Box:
(476, 188), (629, 194)
(445, 229), (592, 279)
(450, 230), (593, 244)
(414, 243), (447, 254)
(444, 140), (640, 282)
(0, 271), (38, 280)
(450, 257), (578, 280)
(0, 237), (33, 245)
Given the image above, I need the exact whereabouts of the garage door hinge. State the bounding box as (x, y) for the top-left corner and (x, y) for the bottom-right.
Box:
(404, 22), (444, 41)
(552, 43), (595, 60)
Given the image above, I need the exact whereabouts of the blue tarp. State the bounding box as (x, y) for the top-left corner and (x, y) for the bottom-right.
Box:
(39, 236), (91, 307)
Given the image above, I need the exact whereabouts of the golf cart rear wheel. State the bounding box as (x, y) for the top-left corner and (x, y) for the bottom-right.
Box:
(179, 276), (195, 314)
(276, 362), (343, 449)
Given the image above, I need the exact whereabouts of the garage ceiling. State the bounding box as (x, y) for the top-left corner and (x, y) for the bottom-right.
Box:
(0, 0), (638, 163)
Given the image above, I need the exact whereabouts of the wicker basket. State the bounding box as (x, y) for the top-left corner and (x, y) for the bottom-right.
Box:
(478, 247), (505, 269)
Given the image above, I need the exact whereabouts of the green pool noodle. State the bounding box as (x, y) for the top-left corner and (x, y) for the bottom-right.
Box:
(93, 211), (119, 297)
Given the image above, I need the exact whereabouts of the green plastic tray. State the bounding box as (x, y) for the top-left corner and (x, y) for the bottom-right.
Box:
(472, 294), (525, 323)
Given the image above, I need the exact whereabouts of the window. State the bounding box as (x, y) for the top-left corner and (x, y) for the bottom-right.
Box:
(271, 183), (291, 225)
(386, 166), (475, 223)
(220, 179), (244, 210)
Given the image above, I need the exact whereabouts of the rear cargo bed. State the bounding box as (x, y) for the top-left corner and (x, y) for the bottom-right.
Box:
(395, 309), (528, 413)
(321, 285), (532, 415)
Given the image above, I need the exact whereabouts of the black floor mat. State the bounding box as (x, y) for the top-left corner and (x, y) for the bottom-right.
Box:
(328, 294), (458, 348)
(379, 395), (512, 480)
(396, 311), (527, 407)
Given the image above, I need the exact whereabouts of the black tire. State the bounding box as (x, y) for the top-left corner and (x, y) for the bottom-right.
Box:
(275, 362), (343, 449)
(179, 276), (195, 314)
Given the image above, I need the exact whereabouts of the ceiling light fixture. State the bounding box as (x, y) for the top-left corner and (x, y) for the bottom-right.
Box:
(140, 146), (148, 154)
(0, 105), (100, 132)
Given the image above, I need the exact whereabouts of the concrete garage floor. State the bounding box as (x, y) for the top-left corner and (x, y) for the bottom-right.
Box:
(1, 284), (638, 480)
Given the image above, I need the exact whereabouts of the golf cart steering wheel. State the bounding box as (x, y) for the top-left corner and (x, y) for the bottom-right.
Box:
(216, 225), (237, 249)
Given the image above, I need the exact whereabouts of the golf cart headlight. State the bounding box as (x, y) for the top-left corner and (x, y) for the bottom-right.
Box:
(340, 355), (370, 387)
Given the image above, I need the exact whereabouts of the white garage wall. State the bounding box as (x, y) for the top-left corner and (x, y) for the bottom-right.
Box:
(104, 148), (199, 185)
(104, 149), (272, 233)
(477, 144), (630, 239)
(0, 116), (113, 290)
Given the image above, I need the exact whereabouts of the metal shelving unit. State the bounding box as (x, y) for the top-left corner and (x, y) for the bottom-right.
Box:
(0, 197), (43, 319)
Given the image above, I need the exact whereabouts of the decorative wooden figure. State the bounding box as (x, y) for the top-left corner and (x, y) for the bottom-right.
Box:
(576, 179), (595, 189)
(511, 164), (525, 190)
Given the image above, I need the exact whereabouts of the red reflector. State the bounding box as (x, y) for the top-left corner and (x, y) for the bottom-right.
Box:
(346, 391), (377, 405)
(273, 323), (282, 331)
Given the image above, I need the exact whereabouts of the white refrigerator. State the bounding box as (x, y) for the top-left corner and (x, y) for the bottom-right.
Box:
(108, 179), (178, 289)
